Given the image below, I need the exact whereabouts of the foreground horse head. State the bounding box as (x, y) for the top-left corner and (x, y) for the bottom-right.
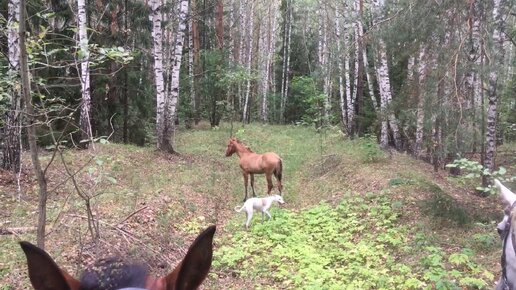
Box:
(225, 138), (283, 201)
(225, 138), (238, 157)
(20, 225), (216, 290)
(495, 180), (516, 290)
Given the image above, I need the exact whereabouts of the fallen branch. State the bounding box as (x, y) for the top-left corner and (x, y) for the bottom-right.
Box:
(0, 227), (37, 235)
(117, 206), (148, 226)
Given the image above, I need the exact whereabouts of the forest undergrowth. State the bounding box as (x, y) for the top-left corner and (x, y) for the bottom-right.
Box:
(0, 123), (510, 289)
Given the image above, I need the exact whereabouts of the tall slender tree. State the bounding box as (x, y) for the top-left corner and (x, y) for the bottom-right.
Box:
(77, 0), (93, 148)
(483, 0), (507, 185)
(2, 0), (22, 172)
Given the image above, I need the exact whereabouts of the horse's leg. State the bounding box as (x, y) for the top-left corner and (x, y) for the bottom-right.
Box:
(274, 160), (283, 195)
(250, 174), (256, 197)
(243, 172), (249, 202)
(266, 173), (273, 195)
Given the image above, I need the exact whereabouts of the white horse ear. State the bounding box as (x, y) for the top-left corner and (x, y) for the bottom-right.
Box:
(495, 179), (516, 206)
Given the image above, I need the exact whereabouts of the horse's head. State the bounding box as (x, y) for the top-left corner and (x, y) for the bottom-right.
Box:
(495, 179), (516, 290)
(225, 138), (237, 157)
(20, 225), (216, 290)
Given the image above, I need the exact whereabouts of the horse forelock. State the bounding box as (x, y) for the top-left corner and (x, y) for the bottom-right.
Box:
(79, 257), (148, 290)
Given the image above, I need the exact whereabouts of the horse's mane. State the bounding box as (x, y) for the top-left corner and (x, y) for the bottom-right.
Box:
(79, 257), (148, 290)
(234, 139), (254, 153)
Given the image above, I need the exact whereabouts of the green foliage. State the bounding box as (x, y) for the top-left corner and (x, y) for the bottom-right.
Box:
(423, 191), (470, 226)
(214, 192), (491, 289)
(287, 76), (321, 125)
(446, 158), (514, 194)
(357, 134), (386, 163)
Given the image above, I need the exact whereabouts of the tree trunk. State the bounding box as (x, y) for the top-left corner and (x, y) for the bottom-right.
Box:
(280, 0), (292, 124)
(3, 0), (22, 172)
(336, 15), (347, 130)
(19, 0), (48, 249)
(192, 0), (201, 124)
(414, 46), (427, 158)
(352, 0), (365, 135)
(344, 32), (353, 136)
(483, 0), (506, 186)
(160, 0), (189, 153)
(150, 0), (167, 150)
(363, 47), (378, 111)
(78, 0), (93, 148)
(215, 0), (224, 49)
(376, 40), (401, 149)
(242, 1), (254, 123)
(260, 3), (277, 122)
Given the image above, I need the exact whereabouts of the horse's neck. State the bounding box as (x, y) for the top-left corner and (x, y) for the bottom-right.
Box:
(235, 145), (253, 157)
(502, 229), (516, 288)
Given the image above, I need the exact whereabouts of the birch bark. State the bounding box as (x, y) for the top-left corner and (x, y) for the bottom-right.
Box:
(3, 0), (22, 171)
(78, 0), (93, 148)
(150, 0), (166, 150)
(484, 0), (507, 181)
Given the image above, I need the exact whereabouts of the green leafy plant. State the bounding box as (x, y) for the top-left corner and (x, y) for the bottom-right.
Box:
(446, 158), (514, 194)
(213, 192), (491, 289)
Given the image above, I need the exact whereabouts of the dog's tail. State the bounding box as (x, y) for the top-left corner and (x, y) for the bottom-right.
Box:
(273, 159), (283, 193)
(234, 205), (245, 212)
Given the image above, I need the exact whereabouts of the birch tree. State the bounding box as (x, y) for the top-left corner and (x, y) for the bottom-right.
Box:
(414, 46), (427, 158)
(483, 0), (507, 185)
(242, 1), (254, 123)
(373, 0), (401, 149)
(77, 0), (93, 148)
(2, 0), (22, 172)
(161, 0), (189, 152)
(336, 13), (347, 129)
(280, 0), (292, 123)
(150, 0), (167, 150)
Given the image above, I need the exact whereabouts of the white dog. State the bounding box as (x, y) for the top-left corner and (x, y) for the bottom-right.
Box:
(235, 195), (285, 229)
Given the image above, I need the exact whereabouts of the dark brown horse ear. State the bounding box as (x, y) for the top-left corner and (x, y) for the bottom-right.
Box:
(165, 225), (216, 290)
(20, 241), (80, 290)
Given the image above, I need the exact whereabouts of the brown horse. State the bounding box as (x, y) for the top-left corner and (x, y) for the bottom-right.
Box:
(20, 225), (215, 290)
(225, 138), (283, 201)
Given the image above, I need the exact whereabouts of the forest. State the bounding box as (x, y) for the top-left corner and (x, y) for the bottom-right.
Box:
(0, 0), (515, 289)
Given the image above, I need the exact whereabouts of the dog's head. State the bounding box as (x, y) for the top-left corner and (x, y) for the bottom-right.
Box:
(273, 195), (285, 204)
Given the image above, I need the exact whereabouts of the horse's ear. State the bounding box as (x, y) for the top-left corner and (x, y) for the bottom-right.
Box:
(20, 241), (80, 290)
(165, 225), (216, 290)
(495, 179), (516, 206)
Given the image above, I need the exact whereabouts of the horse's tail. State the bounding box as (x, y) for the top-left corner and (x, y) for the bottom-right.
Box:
(235, 205), (245, 212)
(274, 158), (283, 192)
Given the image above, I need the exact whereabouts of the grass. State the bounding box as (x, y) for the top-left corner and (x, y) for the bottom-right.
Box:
(0, 123), (506, 289)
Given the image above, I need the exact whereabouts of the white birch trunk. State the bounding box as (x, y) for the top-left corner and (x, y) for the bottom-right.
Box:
(363, 47), (378, 110)
(414, 47), (427, 157)
(237, 0), (248, 111)
(321, 10), (331, 124)
(242, 1), (254, 123)
(260, 2), (277, 122)
(3, 0), (22, 172)
(280, 0), (292, 123)
(336, 15), (347, 129)
(150, 0), (166, 149)
(373, 0), (401, 149)
(77, 0), (93, 148)
(344, 31), (353, 134)
(162, 0), (189, 152)
(376, 40), (401, 149)
(484, 0), (506, 174)
(188, 13), (195, 124)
